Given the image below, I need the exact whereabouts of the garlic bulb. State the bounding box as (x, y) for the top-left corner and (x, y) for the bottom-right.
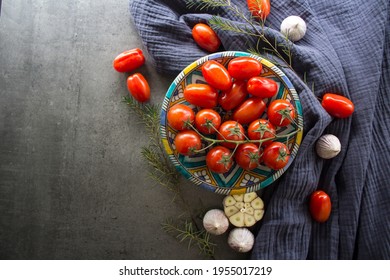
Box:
(316, 134), (341, 159)
(223, 192), (264, 227)
(202, 209), (229, 235)
(228, 228), (255, 253)
(280, 16), (307, 42)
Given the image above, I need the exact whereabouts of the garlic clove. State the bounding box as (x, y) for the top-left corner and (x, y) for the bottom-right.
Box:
(251, 197), (264, 210)
(245, 207), (254, 215)
(235, 201), (245, 209)
(229, 212), (245, 227)
(280, 15), (307, 42)
(223, 195), (236, 207)
(244, 192), (257, 202)
(233, 194), (244, 202)
(228, 228), (255, 253)
(254, 209), (264, 221)
(316, 134), (341, 159)
(224, 205), (240, 217)
(202, 209), (229, 235)
(244, 213), (256, 227)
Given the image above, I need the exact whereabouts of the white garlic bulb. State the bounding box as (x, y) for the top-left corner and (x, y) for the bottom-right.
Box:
(223, 192), (264, 227)
(316, 134), (341, 159)
(202, 209), (229, 235)
(228, 228), (255, 253)
(280, 16), (307, 42)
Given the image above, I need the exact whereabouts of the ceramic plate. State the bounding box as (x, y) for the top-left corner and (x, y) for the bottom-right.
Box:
(160, 51), (303, 195)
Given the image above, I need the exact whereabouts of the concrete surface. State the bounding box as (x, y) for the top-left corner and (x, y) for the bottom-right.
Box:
(0, 0), (248, 259)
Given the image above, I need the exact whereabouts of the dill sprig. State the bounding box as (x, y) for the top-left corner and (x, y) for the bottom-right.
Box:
(162, 219), (216, 259)
(189, 0), (295, 72)
(123, 96), (216, 259)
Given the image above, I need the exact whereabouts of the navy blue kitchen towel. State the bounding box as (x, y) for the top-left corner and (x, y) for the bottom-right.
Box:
(129, 0), (390, 259)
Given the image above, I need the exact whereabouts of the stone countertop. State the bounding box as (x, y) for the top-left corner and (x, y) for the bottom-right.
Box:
(0, 0), (248, 260)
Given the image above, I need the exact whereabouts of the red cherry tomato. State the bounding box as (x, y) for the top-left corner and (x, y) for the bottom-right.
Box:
(192, 23), (221, 53)
(227, 57), (262, 80)
(262, 142), (290, 170)
(267, 99), (296, 127)
(195, 109), (222, 135)
(247, 77), (278, 98)
(113, 48), (145, 73)
(247, 0), (271, 20)
(217, 121), (245, 149)
(174, 130), (202, 156)
(232, 97), (266, 125)
(321, 93), (354, 118)
(127, 73), (150, 102)
(309, 190), (331, 223)
(206, 146), (233, 173)
(247, 119), (276, 146)
(234, 143), (260, 170)
(167, 104), (195, 131)
(202, 60), (232, 91)
(184, 84), (218, 108)
(218, 80), (248, 111)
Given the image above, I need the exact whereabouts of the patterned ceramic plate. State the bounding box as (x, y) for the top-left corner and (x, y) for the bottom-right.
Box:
(160, 51), (303, 195)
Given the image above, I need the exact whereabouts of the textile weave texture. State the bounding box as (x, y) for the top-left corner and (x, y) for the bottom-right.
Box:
(129, 0), (390, 259)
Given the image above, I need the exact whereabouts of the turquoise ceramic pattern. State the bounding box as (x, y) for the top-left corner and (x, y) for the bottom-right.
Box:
(160, 51), (303, 195)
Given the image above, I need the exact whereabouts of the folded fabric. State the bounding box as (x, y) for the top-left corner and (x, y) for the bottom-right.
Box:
(129, 0), (390, 259)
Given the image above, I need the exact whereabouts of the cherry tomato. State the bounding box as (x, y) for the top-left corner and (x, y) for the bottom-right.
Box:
(174, 130), (202, 156)
(232, 97), (266, 125)
(234, 143), (260, 170)
(184, 84), (218, 108)
(195, 109), (222, 135)
(192, 23), (221, 53)
(217, 121), (245, 149)
(206, 146), (233, 173)
(247, 119), (276, 146)
(127, 73), (150, 102)
(321, 93), (354, 118)
(247, 77), (278, 98)
(309, 190), (331, 223)
(247, 0), (271, 20)
(113, 48), (145, 73)
(218, 80), (248, 111)
(202, 60), (232, 91)
(262, 142), (290, 170)
(167, 104), (195, 131)
(227, 57), (262, 80)
(267, 99), (296, 127)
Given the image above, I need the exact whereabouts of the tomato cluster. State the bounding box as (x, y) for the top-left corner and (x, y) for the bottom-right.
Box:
(167, 57), (298, 174)
(113, 48), (151, 103)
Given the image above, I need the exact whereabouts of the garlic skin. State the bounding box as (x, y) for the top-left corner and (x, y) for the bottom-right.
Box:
(202, 209), (229, 235)
(228, 228), (255, 253)
(316, 134), (341, 159)
(280, 16), (307, 42)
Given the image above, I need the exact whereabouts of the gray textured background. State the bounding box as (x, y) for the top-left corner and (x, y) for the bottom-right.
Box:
(0, 0), (246, 259)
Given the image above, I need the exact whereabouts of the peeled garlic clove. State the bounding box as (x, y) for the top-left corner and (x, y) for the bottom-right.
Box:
(228, 228), (255, 253)
(244, 192), (257, 202)
(280, 15), (307, 42)
(251, 197), (264, 210)
(316, 134), (341, 159)
(202, 209), (229, 235)
(224, 205), (239, 217)
(254, 209), (264, 221)
(223, 196), (236, 207)
(230, 212), (245, 227)
(244, 213), (256, 227)
(223, 192), (265, 227)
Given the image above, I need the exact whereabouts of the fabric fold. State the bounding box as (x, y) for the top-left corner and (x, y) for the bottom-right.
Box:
(129, 0), (390, 259)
